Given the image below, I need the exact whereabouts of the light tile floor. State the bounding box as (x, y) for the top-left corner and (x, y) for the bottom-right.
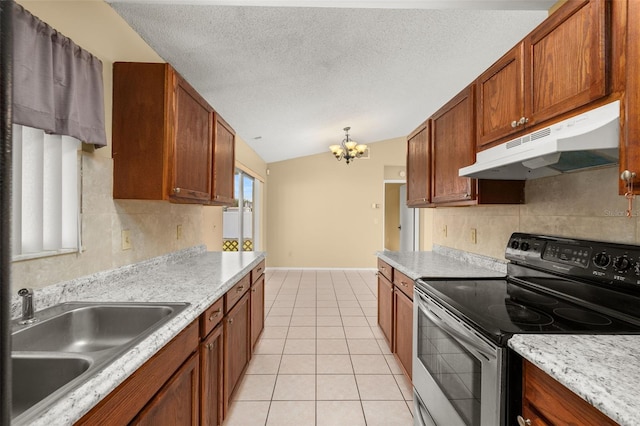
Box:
(223, 269), (414, 426)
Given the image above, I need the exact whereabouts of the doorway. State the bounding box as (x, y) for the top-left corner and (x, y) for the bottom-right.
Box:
(384, 182), (419, 251)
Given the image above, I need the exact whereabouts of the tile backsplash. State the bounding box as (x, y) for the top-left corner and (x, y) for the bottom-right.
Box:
(430, 166), (637, 259)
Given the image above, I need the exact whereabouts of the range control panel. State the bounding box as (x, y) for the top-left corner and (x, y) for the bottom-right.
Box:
(505, 233), (640, 289)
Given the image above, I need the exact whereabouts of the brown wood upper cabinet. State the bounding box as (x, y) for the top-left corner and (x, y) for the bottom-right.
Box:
(622, 0), (640, 195)
(407, 85), (524, 207)
(477, 0), (608, 149)
(113, 62), (235, 205)
(432, 85), (476, 204)
(406, 121), (431, 207)
(211, 113), (236, 205)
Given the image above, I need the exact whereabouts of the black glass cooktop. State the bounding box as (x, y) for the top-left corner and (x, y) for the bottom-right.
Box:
(415, 277), (640, 346)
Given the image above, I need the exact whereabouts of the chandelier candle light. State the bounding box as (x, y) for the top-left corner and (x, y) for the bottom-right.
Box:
(329, 127), (368, 164)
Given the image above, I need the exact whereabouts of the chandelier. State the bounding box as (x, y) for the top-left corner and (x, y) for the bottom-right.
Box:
(329, 127), (368, 164)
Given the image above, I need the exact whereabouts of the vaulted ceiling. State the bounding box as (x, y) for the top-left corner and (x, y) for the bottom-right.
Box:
(108, 0), (552, 163)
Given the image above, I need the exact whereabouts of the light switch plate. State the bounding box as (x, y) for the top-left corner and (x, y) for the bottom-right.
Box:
(121, 230), (132, 250)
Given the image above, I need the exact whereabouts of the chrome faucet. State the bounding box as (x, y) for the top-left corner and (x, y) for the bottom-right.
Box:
(18, 288), (37, 324)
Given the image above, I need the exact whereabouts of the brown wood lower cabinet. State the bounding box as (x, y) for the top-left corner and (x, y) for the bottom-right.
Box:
(250, 274), (265, 351)
(377, 273), (393, 348)
(131, 352), (200, 425)
(76, 264), (265, 426)
(224, 291), (250, 413)
(393, 287), (413, 379)
(76, 321), (199, 425)
(521, 360), (617, 426)
(200, 323), (224, 426)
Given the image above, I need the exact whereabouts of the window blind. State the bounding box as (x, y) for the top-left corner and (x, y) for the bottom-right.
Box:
(12, 124), (81, 259)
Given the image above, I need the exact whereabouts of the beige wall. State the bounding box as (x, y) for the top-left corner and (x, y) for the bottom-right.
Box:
(12, 1), (266, 290)
(426, 166), (636, 260)
(266, 137), (406, 268)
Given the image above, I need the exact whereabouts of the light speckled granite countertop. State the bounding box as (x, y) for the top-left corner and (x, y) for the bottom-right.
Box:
(377, 245), (507, 279)
(509, 334), (639, 426)
(11, 246), (265, 426)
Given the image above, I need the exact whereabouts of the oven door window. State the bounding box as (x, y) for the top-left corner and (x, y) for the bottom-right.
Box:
(417, 310), (482, 426)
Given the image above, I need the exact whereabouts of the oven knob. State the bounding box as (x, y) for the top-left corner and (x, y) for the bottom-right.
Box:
(614, 255), (631, 272)
(593, 252), (610, 268)
(510, 240), (520, 250)
(520, 242), (530, 251)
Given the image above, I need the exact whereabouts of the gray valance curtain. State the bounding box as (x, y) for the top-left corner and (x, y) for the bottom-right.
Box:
(12, 3), (106, 146)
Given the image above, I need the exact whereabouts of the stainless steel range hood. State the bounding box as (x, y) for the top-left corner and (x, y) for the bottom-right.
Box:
(459, 100), (620, 180)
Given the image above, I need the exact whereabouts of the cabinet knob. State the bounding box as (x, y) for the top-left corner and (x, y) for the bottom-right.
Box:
(173, 187), (181, 193)
(511, 120), (518, 128)
(208, 309), (221, 321)
(252, 288), (257, 293)
(228, 318), (234, 324)
(517, 416), (531, 426)
(518, 116), (529, 126)
(206, 342), (214, 351)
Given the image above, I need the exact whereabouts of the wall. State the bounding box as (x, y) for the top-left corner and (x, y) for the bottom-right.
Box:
(12, 1), (267, 290)
(266, 137), (406, 268)
(427, 166), (636, 260)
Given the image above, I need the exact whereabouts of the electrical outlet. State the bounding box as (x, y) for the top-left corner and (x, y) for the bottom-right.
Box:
(121, 230), (132, 250)
(443, 225), (448, 238)
(176, 224), (183, 240)
(470, 228), (477, 244)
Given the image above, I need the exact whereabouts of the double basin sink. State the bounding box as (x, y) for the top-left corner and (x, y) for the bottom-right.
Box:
(11, 301), (189, 424)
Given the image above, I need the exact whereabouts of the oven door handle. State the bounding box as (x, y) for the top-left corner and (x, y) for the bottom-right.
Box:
(417, 298), (497, 361)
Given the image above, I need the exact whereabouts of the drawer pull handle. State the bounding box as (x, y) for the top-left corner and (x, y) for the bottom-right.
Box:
(237, 285), (244, 292)
(401, 281), (408, 287)
(517, 416), (531, 426)
(208, 309), (221, 321)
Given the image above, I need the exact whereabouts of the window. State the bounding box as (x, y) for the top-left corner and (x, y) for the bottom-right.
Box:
(12, 124), (82, 261)
(223, 169), (259, 252)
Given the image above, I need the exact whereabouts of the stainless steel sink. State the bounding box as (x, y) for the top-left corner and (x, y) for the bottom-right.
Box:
(13, 304), (177, 352)
(12, 354), (92, 418)
(11, 301), (189, 424)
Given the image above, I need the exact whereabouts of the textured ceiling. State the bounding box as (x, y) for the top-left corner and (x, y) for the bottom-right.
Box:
(108, 1), (551, 163)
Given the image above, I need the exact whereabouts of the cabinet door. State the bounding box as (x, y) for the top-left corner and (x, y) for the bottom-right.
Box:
(171, 74), (213, 203)
(201, 324), (224, 426)
(393, 288), (413, 380)
(224, 292), (250, 412)
(406, 121), (431, 207)
(622, 0), (640, 195)
(250, 274), (265, 351)
(210, 113), (235, 206)
(431, 85), (476, 204)
(131, 352), (200, 426)
(525, 0), (607, 127)
(522, 360), (617, 426)
(377, 272), (393, 349)
(476, 43), (525, 148)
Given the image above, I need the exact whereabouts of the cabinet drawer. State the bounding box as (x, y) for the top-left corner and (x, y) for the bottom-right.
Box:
(200, 297), (224, 338)
(225, 274), (250, 314)
(251, 260), (266, 284)
(393, 270), (413, 300)
(377, 258), (393, 282)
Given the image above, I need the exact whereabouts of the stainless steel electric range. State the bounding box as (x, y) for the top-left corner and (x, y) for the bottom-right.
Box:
(413, 233), (640, 426)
